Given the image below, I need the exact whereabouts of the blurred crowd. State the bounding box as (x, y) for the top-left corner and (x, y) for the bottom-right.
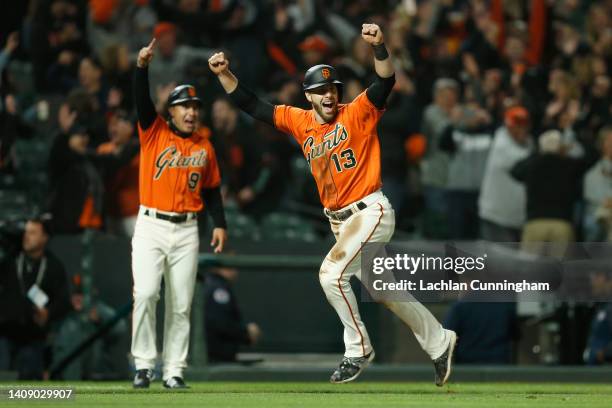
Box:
(0, 0), (610, 242)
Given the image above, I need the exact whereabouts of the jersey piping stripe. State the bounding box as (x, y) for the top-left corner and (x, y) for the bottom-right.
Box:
(326, 152), (341, 210)
(325, 123), (341, 209)
(336, 203), (384, 357)
(318, 121), (341, 210)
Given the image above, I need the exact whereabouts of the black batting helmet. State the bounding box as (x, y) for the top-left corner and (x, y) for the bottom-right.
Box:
(302, 64), (343, 96)
(167, 85), (202, 107)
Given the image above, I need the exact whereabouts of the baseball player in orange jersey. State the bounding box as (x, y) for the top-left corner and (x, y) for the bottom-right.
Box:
(209, 23), (457, 385)
(131, 39), (227, 389)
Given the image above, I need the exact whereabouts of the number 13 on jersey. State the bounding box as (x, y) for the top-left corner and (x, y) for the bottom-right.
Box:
(331, 148), (357, 173)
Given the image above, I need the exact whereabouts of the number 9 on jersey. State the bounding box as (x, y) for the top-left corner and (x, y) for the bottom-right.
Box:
(188, 172), (200, 190)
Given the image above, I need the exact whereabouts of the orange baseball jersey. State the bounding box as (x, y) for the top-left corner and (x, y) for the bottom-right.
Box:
(274, 91), (384, 210)
(138, 116), (220, 213)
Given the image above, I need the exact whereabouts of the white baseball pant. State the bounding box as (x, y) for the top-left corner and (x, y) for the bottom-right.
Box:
(319, 191), (452, 359)
(131, 206), (199, 380)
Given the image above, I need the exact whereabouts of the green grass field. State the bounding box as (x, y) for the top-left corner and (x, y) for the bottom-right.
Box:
(1, 382), (611, 408)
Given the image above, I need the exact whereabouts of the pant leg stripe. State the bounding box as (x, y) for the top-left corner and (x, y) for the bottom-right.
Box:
(337, 203), (384, 357)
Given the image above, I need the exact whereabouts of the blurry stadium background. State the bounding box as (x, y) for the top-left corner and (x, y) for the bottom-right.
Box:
(0, 0), (612, 389)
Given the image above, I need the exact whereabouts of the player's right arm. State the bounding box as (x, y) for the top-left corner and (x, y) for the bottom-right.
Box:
(134, 38), (158, 130)
(208, 52), (276, 127)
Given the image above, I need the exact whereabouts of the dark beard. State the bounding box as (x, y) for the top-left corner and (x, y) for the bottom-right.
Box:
(312, 102), (337, 122)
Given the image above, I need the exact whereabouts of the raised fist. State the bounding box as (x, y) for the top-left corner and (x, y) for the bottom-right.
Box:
(361, 23), (384, 46)
(208, 52), (230, 75)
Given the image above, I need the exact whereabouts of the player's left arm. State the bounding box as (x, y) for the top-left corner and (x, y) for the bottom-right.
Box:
(201, 144), (228, 253)
(203, 186), (227, 254)
(362, 23), (396, 109)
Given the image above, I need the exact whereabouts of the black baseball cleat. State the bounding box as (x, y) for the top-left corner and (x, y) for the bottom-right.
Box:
(163, 377), (189, 389)
(330, 351), (375, 384)
(133, 369), (154, 389)
(433, 331), (457, 387)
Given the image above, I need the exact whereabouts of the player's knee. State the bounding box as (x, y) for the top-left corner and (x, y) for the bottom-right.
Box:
(171, 303), (191, 316)
(319, 259), (348, 292)
(318, 267), (334, 292)
(133, 287), (160, 303)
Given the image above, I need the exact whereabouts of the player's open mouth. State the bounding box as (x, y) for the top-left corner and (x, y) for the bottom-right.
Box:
(322, 101), (334, 114)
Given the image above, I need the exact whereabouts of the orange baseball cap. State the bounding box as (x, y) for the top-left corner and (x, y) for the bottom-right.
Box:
(298, 35), (330, 53)
(504, 106), (529, 127)
(154, 22), (177, 38)
(90, 0), (119, 24)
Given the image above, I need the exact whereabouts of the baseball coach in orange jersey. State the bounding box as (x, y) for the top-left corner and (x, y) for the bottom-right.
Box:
(209, 23), (457, 386)
(131, 38), (227, 389)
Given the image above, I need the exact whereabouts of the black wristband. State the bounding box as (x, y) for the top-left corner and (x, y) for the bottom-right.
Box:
(373, 43), (389, 61)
